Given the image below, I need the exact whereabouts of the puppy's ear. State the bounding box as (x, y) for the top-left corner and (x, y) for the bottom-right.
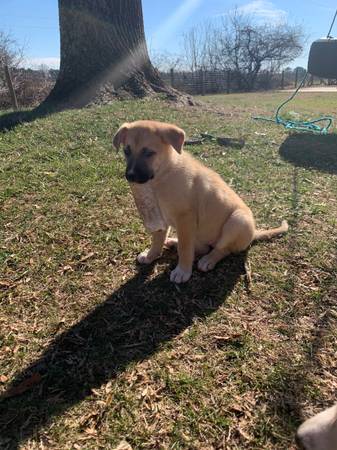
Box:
(161, 125), (185, 153)
(113, 123), (129, 151)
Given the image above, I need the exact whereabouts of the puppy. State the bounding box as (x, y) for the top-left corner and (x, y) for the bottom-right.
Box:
(296, 404), (337, 450)
(113, 120), (288, 283)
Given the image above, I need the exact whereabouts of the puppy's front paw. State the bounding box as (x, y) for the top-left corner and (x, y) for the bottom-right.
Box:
(198, 254), (216, 272)
(170, 266), (192, 283)
(164, 237), (178, 249)
(137, 250), (160, 265)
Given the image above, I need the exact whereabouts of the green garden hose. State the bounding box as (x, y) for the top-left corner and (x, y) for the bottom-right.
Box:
(253, 72), (333, 134)
(253, 9), (337, 134)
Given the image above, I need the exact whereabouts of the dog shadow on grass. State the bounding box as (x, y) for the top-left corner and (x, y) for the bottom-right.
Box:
(0, 106), (58, 133)
(279, 133), (337, 174)
(0, 253), (246, 449)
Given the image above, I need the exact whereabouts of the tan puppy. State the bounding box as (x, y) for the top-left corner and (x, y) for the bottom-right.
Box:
(113, 120), (288, 283)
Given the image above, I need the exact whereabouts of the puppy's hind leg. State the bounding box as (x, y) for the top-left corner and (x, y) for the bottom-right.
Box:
(198, 211), (254, 272)
(165, 239), (210, 257)
(198, 247), (230, 272)
(164, 236), (178, 249)
(138, 228), (170, 264)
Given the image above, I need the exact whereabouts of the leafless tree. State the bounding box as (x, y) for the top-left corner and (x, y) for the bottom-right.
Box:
(0, 31), (26, 109)
(223, 11), (303, 90)
(150, 50), (185, 72)
(183, 10), (304, 91)
(183, 21), (219, 72)
(0, 31), (24, 68)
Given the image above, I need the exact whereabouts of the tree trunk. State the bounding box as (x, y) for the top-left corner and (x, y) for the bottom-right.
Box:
(4, 65), (19, 110)
(41, 0), (189, 109)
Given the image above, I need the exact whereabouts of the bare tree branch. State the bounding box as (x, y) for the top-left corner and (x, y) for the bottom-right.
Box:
(0, 31), (25, 69)
(182, 9), (304, 91)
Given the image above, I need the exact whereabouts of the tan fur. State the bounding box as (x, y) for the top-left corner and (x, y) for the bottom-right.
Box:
(114, 120), (288, 283)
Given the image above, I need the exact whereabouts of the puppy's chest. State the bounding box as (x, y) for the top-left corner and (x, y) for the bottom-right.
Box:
(157, 199), (176, 228)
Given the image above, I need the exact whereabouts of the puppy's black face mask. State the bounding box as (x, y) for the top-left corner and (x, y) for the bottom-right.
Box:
(124, 146), (156, 184)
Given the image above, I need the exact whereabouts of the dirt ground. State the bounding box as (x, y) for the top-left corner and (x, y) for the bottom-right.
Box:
(283, 86), (337, 93)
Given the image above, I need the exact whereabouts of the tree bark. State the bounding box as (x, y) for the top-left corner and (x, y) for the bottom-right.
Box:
(41, 0), (189, 109)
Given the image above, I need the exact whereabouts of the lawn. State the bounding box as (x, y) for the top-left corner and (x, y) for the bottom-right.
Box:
(0, 91), (337, 449)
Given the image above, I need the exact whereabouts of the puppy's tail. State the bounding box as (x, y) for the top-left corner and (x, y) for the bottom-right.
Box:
(254, 220), (289, 242)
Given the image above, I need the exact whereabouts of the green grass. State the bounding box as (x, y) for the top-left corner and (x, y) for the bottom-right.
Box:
(0, 92), (337, 449)
(197, 91), (337, 115)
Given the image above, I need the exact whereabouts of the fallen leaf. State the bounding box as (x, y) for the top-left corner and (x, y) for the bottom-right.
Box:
(84, 427), (98, 436)
(2, 373), (42, 399)
(0, 281), (14, 289)
(0, 375), (8, 383)
(79, 252), (95, 263)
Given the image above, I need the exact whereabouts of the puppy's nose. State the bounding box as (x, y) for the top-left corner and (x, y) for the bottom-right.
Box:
(126, 170), (135, 182)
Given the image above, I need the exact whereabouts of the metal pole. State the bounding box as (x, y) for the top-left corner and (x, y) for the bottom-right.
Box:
(170, 68), (174, 87)
(295, 68), (299, 88)
(327, 9), (337, 38)
(227, 70), (231, 94)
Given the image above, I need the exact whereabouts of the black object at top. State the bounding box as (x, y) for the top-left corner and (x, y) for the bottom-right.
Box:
(308, 9), (337, 79)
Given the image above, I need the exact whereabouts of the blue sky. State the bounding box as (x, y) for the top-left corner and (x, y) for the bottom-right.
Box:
(0, 0), (336, 69)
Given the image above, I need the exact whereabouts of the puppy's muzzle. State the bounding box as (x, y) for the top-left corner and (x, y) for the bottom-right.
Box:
(125, 169), (154, 184)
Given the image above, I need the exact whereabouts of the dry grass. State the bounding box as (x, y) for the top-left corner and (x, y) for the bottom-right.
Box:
(0, 92), (337, 449)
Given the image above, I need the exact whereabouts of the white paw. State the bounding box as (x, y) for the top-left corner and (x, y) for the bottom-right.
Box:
(296, 404), (337, 450)
(137, 250), (160, 264)
(198, 255), (216, 272)
(170, 266), (192, 283)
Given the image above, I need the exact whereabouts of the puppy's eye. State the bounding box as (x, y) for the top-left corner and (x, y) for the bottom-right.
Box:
(124, 146), (131, 157)
(142, 148), (156, 158)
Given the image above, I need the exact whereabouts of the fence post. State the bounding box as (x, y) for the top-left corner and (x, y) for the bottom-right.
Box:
(170, 68), (174, 88)
(226, 70), (231, 94)
(4, 65), (19, 110)
(295, 67), (299, 88)
(200, 69), (205, 95)
(281, 70), (285, 90)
